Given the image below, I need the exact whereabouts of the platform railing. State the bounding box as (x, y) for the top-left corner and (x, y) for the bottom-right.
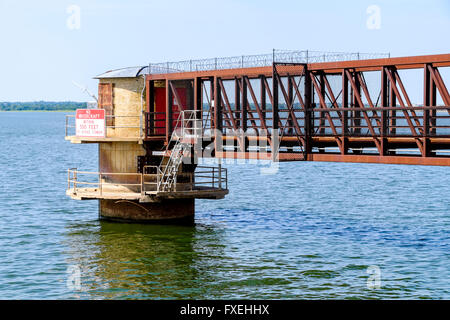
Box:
(142, 165), (162, 192)
(193, 166), (228, 190)
(172, 110), (204, 139)
(65, 114), (144, 138)
(144, 112), (166, 136)
(68, 169), (145, 196)
(145, 110), (212, 139)
(67, 165), (227, 197)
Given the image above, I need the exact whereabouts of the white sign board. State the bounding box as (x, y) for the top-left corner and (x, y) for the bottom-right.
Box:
(75, 109), (106, 137)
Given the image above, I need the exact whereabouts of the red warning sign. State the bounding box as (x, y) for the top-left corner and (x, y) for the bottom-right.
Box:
(75, 109), (106, 137)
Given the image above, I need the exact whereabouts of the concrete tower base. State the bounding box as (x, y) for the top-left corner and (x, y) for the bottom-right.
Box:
(99, 199), (195, 224)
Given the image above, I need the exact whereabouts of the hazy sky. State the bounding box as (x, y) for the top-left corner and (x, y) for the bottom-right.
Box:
(0, 0), (449, 101)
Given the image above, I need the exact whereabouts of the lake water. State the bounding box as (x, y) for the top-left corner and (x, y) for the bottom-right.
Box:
(0, 111), (449, 299)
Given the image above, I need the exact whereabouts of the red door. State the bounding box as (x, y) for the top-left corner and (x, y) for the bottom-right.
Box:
(154, 87), (187, 135)
(154, 87), (166, 135)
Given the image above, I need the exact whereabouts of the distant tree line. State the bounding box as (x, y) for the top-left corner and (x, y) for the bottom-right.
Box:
(0, 101), (87, 111)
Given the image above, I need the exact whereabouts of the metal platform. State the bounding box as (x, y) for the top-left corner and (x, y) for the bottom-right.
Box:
(66, 187), (228, 202)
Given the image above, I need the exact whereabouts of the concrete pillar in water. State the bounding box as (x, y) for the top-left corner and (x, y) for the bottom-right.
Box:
(97, 142), (198, 224)
(99, 198), (195, 224)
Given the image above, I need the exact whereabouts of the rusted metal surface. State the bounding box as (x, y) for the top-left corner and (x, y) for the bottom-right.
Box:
(98, 83), (114, 126)
(147, 54), (450, 80)
(144, 53), (450, 166)
(309, 153), (450, 166)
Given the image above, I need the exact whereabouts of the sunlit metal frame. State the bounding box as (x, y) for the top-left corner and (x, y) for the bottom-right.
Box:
(145, 53), (450, 166)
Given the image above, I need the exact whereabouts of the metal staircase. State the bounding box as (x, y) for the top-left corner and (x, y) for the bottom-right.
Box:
(157, 111), (200, 192)
(158, 139), (190, 192)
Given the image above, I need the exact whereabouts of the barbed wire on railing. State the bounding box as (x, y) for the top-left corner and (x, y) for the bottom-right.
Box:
(146, 50), (390, 74)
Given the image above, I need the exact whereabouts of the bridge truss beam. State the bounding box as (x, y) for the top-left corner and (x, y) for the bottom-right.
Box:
(146, 54), (450, 166)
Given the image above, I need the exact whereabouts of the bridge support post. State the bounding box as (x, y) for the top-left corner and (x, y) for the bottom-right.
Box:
(423, 63), (437, 157)
(388, 67), (397, 140)
(241, 76), (248, 153)
(381, 66), (389, 156)
(272, 65), (279, 160)
(341, 69), (349, 155)
(214, 76), (223, 155)
(352, 71), (361, 137)
(304, 66), (313, 158)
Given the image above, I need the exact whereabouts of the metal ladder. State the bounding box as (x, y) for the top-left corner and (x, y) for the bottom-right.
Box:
(157, 111), (199, 192)
(158, 138), (190, 192)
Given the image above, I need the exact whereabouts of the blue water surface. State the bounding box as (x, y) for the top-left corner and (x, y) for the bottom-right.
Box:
(0, 112), (448, 299)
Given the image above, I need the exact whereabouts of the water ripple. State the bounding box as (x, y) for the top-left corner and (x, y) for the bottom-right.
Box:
(0, 112), (449, 299)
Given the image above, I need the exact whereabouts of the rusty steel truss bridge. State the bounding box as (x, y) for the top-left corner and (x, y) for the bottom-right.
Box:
(143, 52), (450, 166)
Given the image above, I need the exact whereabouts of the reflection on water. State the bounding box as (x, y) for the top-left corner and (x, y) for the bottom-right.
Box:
(64, 221), (226, 299)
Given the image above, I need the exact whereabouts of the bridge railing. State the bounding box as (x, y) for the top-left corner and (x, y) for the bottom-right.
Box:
(218, 105), (450, 138)
(147, 50), (389, 74)
(311, 105), (450, 137)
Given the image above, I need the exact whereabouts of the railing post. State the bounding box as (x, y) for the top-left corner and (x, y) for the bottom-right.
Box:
(157, 168), (160, 192)
(226, 169), (228, 189)
(99, 173), (102, 196)
(218, 160), (222, 189)
(182, 111), (185, 138)
(74, 170), (77, 193)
